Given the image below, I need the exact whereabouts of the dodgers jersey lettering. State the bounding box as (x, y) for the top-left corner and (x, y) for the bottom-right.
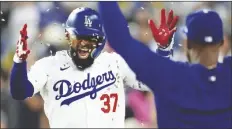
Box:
(53, 71), (116, 106)
(27, 50), (149, 128)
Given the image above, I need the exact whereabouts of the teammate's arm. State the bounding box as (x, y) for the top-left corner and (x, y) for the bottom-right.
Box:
(10, 24), (48, 100)
(99, 2), (187, 92)
(117, 54), (151, 91)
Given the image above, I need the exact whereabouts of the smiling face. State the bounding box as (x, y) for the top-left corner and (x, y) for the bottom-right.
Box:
(71, 38), (97, 59)
(66, 30), (100, 70)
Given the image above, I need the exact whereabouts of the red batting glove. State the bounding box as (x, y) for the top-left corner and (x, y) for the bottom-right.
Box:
(148, 9), (179, 49)
(14, 24), (30, 62)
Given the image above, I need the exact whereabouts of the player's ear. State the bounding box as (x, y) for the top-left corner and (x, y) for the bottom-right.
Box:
(65, 29), (69, 39)
(219, 40), (224, 47)
(220, 37), (224, 47)
(65, 29), (72, 46)
(186, 40), (192, 50)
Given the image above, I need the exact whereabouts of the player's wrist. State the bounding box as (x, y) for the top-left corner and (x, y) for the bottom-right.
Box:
(158, 44), (171, 51)
(156, 48), (173, 57)
(13, 54), (25, 63)
(158, 34), (175, 51)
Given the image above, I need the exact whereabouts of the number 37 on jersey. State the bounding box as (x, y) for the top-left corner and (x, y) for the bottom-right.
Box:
(100, 93), (118, 113)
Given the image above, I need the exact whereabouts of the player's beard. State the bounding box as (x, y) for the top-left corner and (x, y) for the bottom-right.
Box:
(69, 47), (94, 70)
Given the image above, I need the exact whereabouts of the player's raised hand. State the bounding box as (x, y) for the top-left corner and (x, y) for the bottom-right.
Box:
(148, 9), (179, 49)
(15, 24), (30, 61)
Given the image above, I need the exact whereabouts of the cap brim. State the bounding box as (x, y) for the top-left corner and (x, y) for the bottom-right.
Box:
(66, 27), (105, 38)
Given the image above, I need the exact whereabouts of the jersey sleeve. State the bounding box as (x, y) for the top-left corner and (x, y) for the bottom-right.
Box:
(116, 54), (151, 91)
(27, 57), (50, 95)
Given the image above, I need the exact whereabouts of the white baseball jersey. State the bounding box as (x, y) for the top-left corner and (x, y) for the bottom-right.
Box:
(27, 50), (150, 128)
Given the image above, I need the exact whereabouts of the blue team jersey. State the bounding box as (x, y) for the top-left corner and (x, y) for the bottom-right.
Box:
(154, 57), (232, 128)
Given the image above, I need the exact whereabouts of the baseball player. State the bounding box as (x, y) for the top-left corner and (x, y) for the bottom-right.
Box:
(99, 2), (231, 128)
(9, 7), (164, 128)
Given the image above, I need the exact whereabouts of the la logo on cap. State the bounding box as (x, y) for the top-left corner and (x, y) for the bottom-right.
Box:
(84, 15), (92, 27)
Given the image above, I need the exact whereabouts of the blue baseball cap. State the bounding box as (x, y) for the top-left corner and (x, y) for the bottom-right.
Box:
(183, 9), (223, 44)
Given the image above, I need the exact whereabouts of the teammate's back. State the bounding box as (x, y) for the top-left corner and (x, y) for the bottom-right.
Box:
(154, 57), (231, 128)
